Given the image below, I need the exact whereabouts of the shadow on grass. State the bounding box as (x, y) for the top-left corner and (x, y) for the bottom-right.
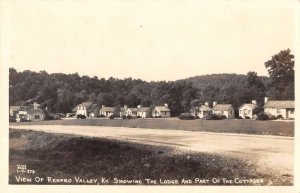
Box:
(9, 129), (292, 185)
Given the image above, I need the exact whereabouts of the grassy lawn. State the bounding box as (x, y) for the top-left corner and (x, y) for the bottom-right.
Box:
(10, 118), (294, 137)
(9, 129), (292, 185)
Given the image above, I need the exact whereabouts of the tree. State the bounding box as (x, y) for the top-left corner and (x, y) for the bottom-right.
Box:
(264, 49), (294, 100)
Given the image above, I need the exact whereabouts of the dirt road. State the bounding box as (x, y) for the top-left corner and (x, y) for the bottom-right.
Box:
(10, 125), (294, 178)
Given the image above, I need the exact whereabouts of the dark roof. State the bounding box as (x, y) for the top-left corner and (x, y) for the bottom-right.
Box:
(137, 107), (150, 112)
(264, 101), (294, 109)
(213, 104), (233, 111)
(73, 102), (93, 111)
(87, 104), (99, 112)
(239, 103), (257, 110)
(155, 106), (171, 111)
(27, 108), (44, 115)
(100, 107), (115, 112)
(10, 106), (21, 112)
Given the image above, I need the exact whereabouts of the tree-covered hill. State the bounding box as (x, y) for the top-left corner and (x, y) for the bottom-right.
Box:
(9, 69), (268, 116)
(9, 49), (294, 116)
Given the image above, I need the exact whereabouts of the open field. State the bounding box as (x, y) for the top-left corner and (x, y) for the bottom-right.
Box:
(10, 118), (294, 136)
(9, 129), (293, 185)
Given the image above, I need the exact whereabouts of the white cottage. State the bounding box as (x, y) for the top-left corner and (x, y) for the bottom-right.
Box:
(238, 100), (257, 119)
(99, 105), (116, 117)
(73, 102), (99, 117)
(152, 104), (171, 118)
(212, 102), (235, 119)
(190, 102), (212, 119)
(264, 97), (295, 119)
(137, 105), (150, 118)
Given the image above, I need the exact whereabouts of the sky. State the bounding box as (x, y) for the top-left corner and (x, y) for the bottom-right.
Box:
(4, 0), (298, 81)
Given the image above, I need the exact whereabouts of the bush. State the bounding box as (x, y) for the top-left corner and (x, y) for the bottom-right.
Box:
(219, 115), (227, 119)
(122, 115), (126, 119)
(257, 112), (269, 121)
(211, 114), (227, 120)
(98, 114), (106, 118)
(237, 116), (243, 119)
(276, 115), (283, 119)
(137, 116), (141, 118)
(245, 116), (250, 119)
(77, 114), (86, 119)
(178, 113), (196, 120)
(109, 115), (115, 119)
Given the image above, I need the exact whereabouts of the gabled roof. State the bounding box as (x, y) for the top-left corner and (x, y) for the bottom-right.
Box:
(239, 103), (257, 110)
(137, 107), (150, 112)
(264, 101), (294, 109)
(73, 102), (93, 111)
(27, 108), (44, 115)
(87, 104), (99, 112)
(79, 102), (93, 108)
(100, 107), (115, 112)
(128, 108), (138, 112)
(199, 105), (212, 111)
(10, 106), (21, 112)
(213, 104), (233, 111)
(155, 106), (171, 112)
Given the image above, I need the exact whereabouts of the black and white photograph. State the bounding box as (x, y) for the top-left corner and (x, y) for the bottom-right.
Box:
(0, 0), (299, 193)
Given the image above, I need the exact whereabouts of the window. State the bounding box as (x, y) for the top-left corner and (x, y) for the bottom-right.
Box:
(290, 109), (294, 114)
(244, 109), (247, 114)
(248, 110), (251, 114)
(35, 115), (40, 119)
(277, 109), (281, 114)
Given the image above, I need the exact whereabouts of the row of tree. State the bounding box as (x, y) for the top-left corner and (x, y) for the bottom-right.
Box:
(9, 49), (294, 116)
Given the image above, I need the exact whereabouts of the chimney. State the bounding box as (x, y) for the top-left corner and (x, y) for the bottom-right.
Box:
(264, 97), (268, 104)
(213, 101), (217, 107)
(164, 103), (168, 107)
(252, 100), (257, 105)
(137, 105), (141, 108)
(33, 102), (39, 110)
(204, 102), (209, 106)
(102, 105), (105, 108)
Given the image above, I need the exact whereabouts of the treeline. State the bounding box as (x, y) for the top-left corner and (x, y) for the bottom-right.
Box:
(9, 49), (294, 116)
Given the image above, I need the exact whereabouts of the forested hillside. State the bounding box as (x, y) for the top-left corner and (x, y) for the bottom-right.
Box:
(9, 69), (267, 116)
(9, 49), (295, 116)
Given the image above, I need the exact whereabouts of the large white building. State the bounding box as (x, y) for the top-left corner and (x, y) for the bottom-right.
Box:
(263, 97), (295, 119)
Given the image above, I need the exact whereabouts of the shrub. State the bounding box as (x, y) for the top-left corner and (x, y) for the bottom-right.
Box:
(257, 112), (269, 121)
(276, 115), (283, 119)
(126, 115), (133, 119)
(122, 115), (126, 119)
(237, 116), (243, 119)
(178, 113), (196, 120)
(137, 116), (141, 118)
(211, 114), (226, 120)
(77, 114), (86, 119)
(109, 115), (115, 119)
(98, 114), (106, 118)
(245, 116), (251, 119)
(219, 115), (227, 120)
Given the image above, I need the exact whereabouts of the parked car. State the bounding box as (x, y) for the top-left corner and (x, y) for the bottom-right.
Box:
(178, 113), (196, 120)
(77, 114), (86, 119)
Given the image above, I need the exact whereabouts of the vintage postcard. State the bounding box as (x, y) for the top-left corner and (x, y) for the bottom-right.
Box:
(0, 0), (299, 193)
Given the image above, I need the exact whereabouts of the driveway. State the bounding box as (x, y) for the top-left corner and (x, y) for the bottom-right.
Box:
(10, 125), (294, 178)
